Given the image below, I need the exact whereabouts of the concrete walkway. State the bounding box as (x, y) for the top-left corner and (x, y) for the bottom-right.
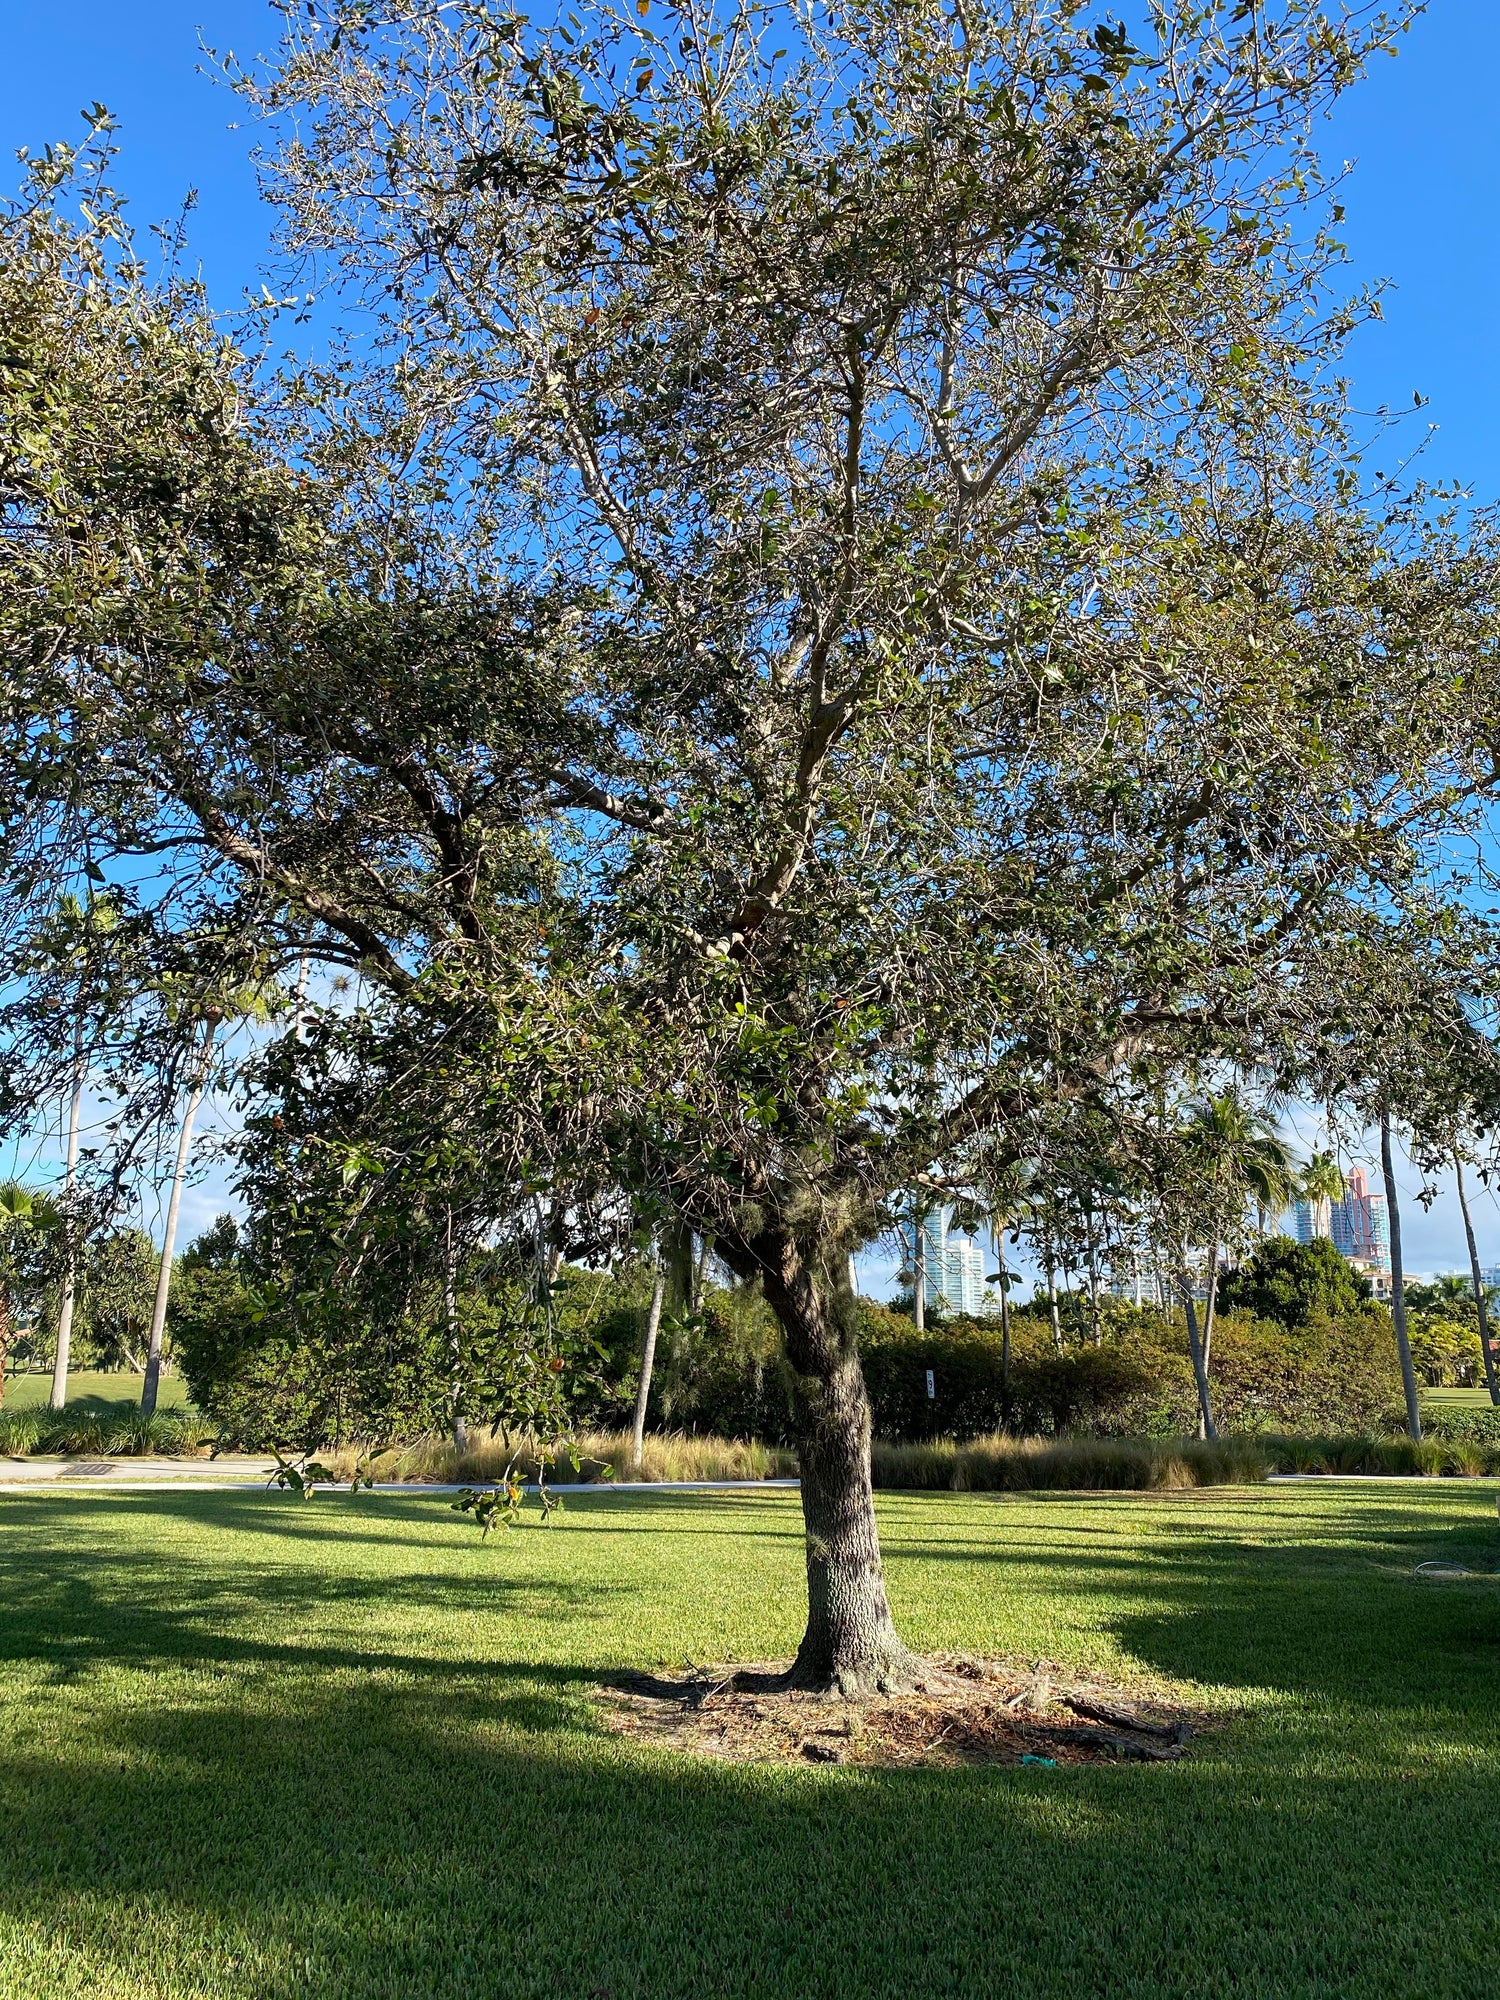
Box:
(2, 1460), (1494, 1497)
(0, 1457), (800, 1496)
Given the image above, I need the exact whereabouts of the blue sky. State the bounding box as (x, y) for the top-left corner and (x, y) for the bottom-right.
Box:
(5, 2), (1500, 1281)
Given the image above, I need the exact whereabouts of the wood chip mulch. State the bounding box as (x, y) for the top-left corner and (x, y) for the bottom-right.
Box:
(598, 1655), (1205, 1770)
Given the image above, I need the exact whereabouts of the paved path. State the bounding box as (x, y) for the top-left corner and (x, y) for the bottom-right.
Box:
(0, 1458), (800, 1496)
(2, 1461), (1495, 1497)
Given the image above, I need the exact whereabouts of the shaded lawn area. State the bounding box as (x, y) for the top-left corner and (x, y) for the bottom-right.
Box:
(0, 1485), (1497, 2000)
(1, 1371), (190, 1413)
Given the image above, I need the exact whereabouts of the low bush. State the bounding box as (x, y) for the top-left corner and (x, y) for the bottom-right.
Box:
(1410, 1403), (1500, 1447)
(857, 1299), (1407, 1441)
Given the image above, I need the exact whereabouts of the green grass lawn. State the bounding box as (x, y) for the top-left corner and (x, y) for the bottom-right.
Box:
(1424, 1385), (1497, 1409)
(1, 1484), (1497, 2000)
(1, 1370), (189, 1413)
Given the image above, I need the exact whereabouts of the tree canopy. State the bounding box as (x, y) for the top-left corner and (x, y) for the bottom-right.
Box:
(6, 0), (1500, 1685)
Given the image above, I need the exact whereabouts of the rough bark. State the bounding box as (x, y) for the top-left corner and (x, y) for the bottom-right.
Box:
(1454, 1155), (1500, 1406)
(726, 1227), (918, 1695)
(1381, 1109), (1422, 1442)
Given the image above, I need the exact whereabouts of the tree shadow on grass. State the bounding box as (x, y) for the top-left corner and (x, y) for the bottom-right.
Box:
(1, 1650), (1498, 2000)
(877, 1487), (1500, 1703)
(0, 1491), (1498, 1999)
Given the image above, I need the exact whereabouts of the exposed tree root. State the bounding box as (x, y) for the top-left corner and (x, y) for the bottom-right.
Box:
(600, 1655), (1204, 1769)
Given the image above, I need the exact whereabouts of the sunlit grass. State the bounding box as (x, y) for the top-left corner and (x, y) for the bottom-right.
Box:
(1, 1482), (1498, 1998)
(0, 1369), (190, 1412)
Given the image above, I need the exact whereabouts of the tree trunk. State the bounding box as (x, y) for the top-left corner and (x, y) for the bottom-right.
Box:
(48, 1050), (85, 1414)
(912, 1205), (926, 1331)
(1454, 1156), (1500, 1407)
(445, 1209), (468, 1454)
(628, 1257), (666, 1472)
(142, 1024), (214, 1416)
(1045, 1255), (1062, 1349)
(1380, 1108), (1422, 1442)
(996, 1234), (1012, 1430)
(1178, 1252), (1217, 1440)
(724, 1227), (916, 1693)
(1201, 1231), (1222, 1375)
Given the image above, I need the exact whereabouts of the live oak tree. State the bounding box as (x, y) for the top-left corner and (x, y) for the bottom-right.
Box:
(8, 1), (1500, 1688)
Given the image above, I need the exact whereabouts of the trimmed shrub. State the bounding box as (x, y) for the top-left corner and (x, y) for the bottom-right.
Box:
(1216, 1235), (1370, 1327)
(869, 1432), (1273, 1491)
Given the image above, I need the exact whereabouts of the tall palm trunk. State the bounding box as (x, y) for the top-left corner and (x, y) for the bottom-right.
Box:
(142, 1023), (215, 1415)
(996, 1231), (1012, 1430)
(628, 1255), (667, 1472)
(912, 1206), (926, 1331)
(445, 1208), (468, 1453)
(1201, 1230), (1222, 1375)
(1045, 1253), (1062, 1349)
(1178, 1245), (1217, 1440)
(1380, 1108), (1422, 1441)
(48, 1047), (85, 1413)
(1453, 1155), (1500, 1407)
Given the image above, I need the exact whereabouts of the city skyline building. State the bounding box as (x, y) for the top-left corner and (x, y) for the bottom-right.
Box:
(1289, 1167), (1391, 1295)
(913, 1210), (997, 1317)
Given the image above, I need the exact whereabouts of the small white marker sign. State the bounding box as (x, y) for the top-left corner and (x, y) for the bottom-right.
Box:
(925, 1369), (936, 1400)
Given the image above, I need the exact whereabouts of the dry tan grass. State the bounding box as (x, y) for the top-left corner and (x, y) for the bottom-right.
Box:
(869, 1433), (1274, 1491)
(321, 1428), (797, 1486)
(320, 1428), (1276, 1491)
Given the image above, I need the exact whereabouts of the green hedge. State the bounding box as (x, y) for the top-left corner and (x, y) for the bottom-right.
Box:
(854, 1299), (1409, 1441)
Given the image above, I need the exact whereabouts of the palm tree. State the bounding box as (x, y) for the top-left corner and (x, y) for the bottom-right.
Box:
(0, 1184), (61, 1407)
(1182, 1092), (1301, 1377)
(1298, 1151), (1346, 1238)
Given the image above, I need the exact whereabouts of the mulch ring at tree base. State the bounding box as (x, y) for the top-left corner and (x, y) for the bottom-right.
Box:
(598, 1656), (1207, 1769)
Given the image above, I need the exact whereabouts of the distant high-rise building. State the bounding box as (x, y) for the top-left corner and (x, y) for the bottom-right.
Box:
(1292, 1196), (1331, 1245)
(914, 1210), (996, 1316)
(1288, 1170), (1389, 1278)
(1329, 1168), (1390, 1276)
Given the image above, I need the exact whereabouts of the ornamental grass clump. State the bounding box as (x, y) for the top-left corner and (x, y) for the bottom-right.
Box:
(322, 1428), (800, 1487)
(0, 1404), (218, 1458)
(1262, 1432), (1500, 1477)
(870, 1434), (1273, 1493)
